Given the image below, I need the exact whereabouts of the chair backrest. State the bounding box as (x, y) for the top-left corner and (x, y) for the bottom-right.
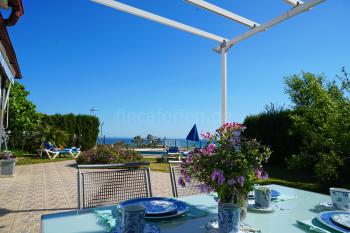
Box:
(77, 162), (152, 209)
(43, 141), (55, 151)
(168, 147), (179, 153)
(169, 161), (202, 198)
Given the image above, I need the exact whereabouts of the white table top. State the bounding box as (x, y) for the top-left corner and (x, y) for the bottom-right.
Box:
(41, 184), (330, 233)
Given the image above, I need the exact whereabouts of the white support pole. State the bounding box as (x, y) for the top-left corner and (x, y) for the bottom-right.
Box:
(221, 46), (227, 125)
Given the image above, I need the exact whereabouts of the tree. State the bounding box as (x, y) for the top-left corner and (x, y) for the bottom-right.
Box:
(145, 134), (162, 147)
(8, 82), (42, 151)
(132, 135), (144, 147)
(285, 71), (350, 185)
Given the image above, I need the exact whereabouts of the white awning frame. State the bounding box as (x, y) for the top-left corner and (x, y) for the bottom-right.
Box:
(91, 0), (227, 43)
(92, 0), (326, 125)
(185, 0), (259, 28)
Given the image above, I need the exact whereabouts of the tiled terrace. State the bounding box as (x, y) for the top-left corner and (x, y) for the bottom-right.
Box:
(0, 161), (172, 233)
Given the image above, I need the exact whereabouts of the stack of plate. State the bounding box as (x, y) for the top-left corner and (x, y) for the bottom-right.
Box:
(118, 197), (189, 219)
(317, 211), (350, 233)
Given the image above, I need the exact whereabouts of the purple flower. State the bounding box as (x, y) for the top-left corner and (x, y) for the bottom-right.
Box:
(211, 170), (225, 185)
(236, 176), (245, 187)
(186, 154), (193, 162)
(255, 168), (262, 179)
(255, 168), (268, 180)
(185, 175), (191, 183)
(197, 184), (213, 193)
(261, 171), (268, 180)
(228, 179), (236, 186)
(180, 168), (186, 175)
(178, 176), (186, 187)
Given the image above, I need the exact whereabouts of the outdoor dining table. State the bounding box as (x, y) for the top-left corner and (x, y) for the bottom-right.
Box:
(41, 184), (330, 233)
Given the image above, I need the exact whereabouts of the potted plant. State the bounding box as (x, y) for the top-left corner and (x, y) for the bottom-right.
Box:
(0, 151), (16, 177)
(179, 123), (271, 232)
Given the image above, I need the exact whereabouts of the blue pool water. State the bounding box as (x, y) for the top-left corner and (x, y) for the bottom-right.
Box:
(97, 137), (206, 148)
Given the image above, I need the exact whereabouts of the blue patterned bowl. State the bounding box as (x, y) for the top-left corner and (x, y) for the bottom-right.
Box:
(330, 188), (350, 211)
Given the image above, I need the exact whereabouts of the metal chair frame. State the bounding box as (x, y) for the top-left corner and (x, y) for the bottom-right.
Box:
(168, 161), (202, 198)
(77, 162), (152, 209)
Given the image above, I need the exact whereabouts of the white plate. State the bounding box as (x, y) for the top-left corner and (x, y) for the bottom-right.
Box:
(317, 211), (350, 233)
(332, 214), (350, 229)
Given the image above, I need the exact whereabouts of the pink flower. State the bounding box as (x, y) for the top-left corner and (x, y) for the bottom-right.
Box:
(206, 143), (216, 154)
(200, 131), (211, 140)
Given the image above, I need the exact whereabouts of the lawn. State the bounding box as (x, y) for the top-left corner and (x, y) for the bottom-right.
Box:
(16, 156), (74, 165)
(142, 158), (169, 172)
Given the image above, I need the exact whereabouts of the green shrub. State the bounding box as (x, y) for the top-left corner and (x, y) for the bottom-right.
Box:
(76, 144), (142, 164)
(286, 153), (317, 171)
(314, 151), (344, 185)
(42, 114), (100, 150)
(284, 71), (350, 185)
(243, 105), (301, 165)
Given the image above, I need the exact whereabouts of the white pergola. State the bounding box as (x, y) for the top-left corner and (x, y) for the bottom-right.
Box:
(92, 0), (325, 125)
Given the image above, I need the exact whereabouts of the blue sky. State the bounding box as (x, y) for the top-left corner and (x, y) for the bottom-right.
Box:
(6, 0), (350, 138)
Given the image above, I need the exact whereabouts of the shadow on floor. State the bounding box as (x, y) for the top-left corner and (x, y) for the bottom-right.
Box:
(0, 207), (76, 217)
(65, 161), (77, 168)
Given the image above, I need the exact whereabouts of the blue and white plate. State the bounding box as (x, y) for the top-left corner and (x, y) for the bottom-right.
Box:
(112, 223), (160, 233)
(317, 211), (350, 233)
(332, 213), (350, 229)
(249, 189), (281, 200)
(118, 197), (189, 219)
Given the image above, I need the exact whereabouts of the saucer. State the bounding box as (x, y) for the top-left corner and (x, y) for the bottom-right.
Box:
(247, 204), (276, 212)
(319, 201), (336, 210)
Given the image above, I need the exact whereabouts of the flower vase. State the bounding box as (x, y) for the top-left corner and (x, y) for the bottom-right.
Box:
(220, 194), (248, 221)
(218, 203), (240, 233)
(234, 194), (248, 221)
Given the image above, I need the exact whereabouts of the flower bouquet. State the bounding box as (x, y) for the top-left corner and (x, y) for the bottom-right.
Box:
(179, 122), (271, 221)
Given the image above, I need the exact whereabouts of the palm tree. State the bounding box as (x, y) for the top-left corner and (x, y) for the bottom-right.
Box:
(132, 135), (144, 148)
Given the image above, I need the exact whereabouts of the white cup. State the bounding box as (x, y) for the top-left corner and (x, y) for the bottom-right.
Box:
(330, 187), (350, 211)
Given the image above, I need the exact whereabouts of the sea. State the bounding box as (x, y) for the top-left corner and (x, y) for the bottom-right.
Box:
(97, 137), (206, 148)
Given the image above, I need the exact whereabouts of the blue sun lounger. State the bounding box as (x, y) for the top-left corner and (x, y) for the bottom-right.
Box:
(41, 142), (81, 160)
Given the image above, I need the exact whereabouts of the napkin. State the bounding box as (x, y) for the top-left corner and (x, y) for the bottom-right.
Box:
(296, 219), (333, 233)
(273, 194), (297, 202)
(95, 210), (117, 232)
(205, 220), (262, 233)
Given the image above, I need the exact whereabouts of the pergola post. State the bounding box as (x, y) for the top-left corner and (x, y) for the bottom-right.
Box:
(221, 42), (227, 125)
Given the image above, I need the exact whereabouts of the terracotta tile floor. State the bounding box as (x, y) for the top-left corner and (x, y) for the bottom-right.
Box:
(0, 161), (172, 233)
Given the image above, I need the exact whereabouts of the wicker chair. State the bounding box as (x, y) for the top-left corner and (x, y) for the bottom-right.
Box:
(169, 161), (202, 197)
(77, 162), (152, 209)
